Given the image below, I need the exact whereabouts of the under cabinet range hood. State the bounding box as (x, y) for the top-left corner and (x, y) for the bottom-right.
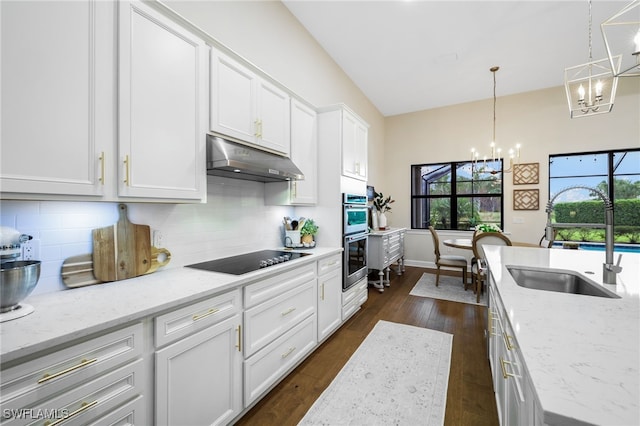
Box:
(206, 134), (304, 183)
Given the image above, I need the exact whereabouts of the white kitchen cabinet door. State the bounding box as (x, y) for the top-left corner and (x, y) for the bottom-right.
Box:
(210, 50), (256, 143)
(264, 99), (317, 205)
(210, 48), (291, 156)
(0, 0), (115, 197)
(341, 109), (368, 181)
(317, 267), (342, 342)
(155, 314), (242, 426)
(118, 0), (208, 201)
(255, 79), (291, 154)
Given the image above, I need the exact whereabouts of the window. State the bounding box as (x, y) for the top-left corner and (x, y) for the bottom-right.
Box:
(549, 148), (640, 244)
(411, 160), (504, 230)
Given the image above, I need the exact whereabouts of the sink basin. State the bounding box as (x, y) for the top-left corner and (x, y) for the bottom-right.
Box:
(506, 266), (620, 299)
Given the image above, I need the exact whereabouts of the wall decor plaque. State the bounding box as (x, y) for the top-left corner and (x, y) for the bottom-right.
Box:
(513, 189), (539, 210)
(513, 163), (539, 185)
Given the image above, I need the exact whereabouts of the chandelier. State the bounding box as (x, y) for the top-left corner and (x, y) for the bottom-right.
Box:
(470, 66), (521, 175)
(564, 0), (621, 118)
(601, 0), (640, 78)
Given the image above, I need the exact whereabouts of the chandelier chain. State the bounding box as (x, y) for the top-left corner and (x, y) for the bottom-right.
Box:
(588, 0), (593, 61)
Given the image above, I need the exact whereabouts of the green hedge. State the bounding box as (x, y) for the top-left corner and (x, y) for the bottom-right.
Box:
(554, 199), (640, 226)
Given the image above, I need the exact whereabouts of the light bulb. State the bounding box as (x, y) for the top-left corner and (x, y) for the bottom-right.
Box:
(595, 80), (603, 97)
(578, 84), (586, 101)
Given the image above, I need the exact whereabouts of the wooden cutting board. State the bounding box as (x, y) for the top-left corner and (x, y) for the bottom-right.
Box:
(61, 254), (103, 288)
(92, 204), (151, 282)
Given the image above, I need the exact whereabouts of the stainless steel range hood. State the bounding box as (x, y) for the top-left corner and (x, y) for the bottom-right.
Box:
(206, 134), (304, 183)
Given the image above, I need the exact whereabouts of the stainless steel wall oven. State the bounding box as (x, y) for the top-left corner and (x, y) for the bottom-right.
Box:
(342, 193), (368, 291)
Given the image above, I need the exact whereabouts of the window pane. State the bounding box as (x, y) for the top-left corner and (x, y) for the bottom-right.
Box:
(550, 153), (607, 178)
(458, 196), (502, 228)
(430, 198), (451, 229)
(413, 164), (451, 196)
(613, 150), (639, 175)
(475, 175), (502, 194)
(550, 176), (608, 197)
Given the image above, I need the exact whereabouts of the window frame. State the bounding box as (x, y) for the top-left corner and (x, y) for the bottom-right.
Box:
(410, 160), (505, 231)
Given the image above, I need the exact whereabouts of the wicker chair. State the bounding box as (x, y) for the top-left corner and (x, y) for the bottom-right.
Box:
(428, 226), (469, 289)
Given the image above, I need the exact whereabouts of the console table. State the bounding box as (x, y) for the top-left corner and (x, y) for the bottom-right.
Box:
(368, 227), (406, 292)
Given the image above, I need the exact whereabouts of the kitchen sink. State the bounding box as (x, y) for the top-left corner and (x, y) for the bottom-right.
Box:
(506, 266), (620, 298)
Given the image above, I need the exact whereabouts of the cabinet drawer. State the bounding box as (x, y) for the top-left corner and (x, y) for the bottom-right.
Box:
(0, 323), (143, 410)
(2, 359), (144, 426)
(342, 278), (367, 321)
(244, 262), (316, 309)
(244, 279), (316, 357)
(342, 277), (367, 306)
(86, 395), (146, 426)
(318, 254), (341, 275)
(154, 289), (241, 348)
(244, 315), (316, 405)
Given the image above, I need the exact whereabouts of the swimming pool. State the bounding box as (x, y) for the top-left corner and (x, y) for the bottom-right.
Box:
(552, 242), (640, 253)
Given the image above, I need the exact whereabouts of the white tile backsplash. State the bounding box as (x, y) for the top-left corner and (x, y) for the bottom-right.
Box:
(1, 176), (294, 295)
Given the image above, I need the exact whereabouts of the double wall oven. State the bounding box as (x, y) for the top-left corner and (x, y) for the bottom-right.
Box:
(342, 193), (368, 291)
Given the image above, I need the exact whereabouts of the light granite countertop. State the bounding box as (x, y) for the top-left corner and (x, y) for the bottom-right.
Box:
(0, 247), (342, 365)
(484, 246), (639, 426)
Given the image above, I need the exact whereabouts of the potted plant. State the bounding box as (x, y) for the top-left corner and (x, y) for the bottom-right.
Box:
(373, 192), (394, 229)
(476, 223), (502, 233)
(300, 219), (319, 245)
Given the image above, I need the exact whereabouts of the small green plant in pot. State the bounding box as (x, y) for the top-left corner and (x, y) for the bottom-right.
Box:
(300, 219), (318, 244)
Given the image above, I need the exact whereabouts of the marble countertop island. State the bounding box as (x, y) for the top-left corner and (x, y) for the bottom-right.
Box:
(0, 247), (342, 365)
(484, 246), (639, 426)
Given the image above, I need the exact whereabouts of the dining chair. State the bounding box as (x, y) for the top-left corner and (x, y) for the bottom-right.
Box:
(428, 226), (468, 289)
(471, 232), (512, 302)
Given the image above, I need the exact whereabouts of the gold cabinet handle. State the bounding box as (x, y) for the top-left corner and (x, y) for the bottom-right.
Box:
(321, 283), (325, 301)
(281, 307), (296, 316)
(123, 155), (130, 186)
(236, 325), (242, 352)
(254, 119), (262, 138)
(503, 333), (516, 351)
(281, 346), (296, 359)
(98, 152), (105, 185)
(258, 119), (263, 138)
(192, 308), (219, 321)
(292, 181), (297, 198)
(500, 357), (515, 379)
(44, 400), (98, 426)
(38, 358), (98, 384)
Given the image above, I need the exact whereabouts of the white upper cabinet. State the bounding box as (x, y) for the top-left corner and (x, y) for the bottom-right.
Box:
(264, 99), (317, 205)
(210, 49), (291, 156)
(341, 109), (368, 181)
(118, 0), (208, 201)
(0, 0), (115, 196)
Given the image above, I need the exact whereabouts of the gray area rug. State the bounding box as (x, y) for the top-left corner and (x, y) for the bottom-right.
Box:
(409, 273), (487, 306)
(298, 320), (452, 426)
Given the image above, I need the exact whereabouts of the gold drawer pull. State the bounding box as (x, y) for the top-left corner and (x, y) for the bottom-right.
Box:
(98, 152), (105, 185)
(500, 357), (515, 379)
(38, 358), (98, 384)
(281, 307), (296, 316)
(123, 155), (130, 186)
(321, 283), (325, 301)
(281, 346), (296, 358)
(503, 333), (517, 350)
(236, 325), (242, 352)
(44, 400), (98, 426)
(193, 308), (219, 321)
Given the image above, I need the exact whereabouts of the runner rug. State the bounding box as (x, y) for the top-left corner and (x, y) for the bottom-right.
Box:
(298, 320), (452, 426)
(409, 272), (487, 306)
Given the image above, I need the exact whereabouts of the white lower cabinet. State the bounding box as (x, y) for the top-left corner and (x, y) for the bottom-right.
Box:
(244, 315), (317, 405)
(342, 277), (368, 321)
(488, 276), (542, 426)
(317, 254), (343, 342)
(154, 290), (242, 426)
(0, 323), (146, 425)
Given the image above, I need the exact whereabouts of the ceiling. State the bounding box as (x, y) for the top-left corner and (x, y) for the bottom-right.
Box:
(282, 0), (633, 116)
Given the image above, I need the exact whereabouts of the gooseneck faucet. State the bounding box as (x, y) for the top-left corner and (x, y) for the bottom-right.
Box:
(545, 185), (622, 284)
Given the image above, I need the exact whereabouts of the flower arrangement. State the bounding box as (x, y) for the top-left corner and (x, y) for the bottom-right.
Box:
(476, 223), (502, 233)
(373, 192), (394, 213)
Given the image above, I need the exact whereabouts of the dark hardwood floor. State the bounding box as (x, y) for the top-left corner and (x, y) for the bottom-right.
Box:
(235, 266), (499, 426)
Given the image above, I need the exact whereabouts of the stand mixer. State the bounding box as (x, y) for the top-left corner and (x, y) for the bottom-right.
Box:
(0, 226), (40, 322)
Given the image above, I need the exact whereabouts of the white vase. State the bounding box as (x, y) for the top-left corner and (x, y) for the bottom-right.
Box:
(371, 208), (379, 230)
(378, 212), (387, 229)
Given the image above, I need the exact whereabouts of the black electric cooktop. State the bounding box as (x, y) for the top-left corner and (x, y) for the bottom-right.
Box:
(185, 250), (311, 275)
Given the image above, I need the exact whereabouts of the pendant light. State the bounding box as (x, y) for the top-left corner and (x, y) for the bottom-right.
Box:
(564, 0), (621, 118)
(601, 0), (640, 77)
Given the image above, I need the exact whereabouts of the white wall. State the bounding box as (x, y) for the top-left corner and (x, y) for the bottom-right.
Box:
(384, 79), (640, 266)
